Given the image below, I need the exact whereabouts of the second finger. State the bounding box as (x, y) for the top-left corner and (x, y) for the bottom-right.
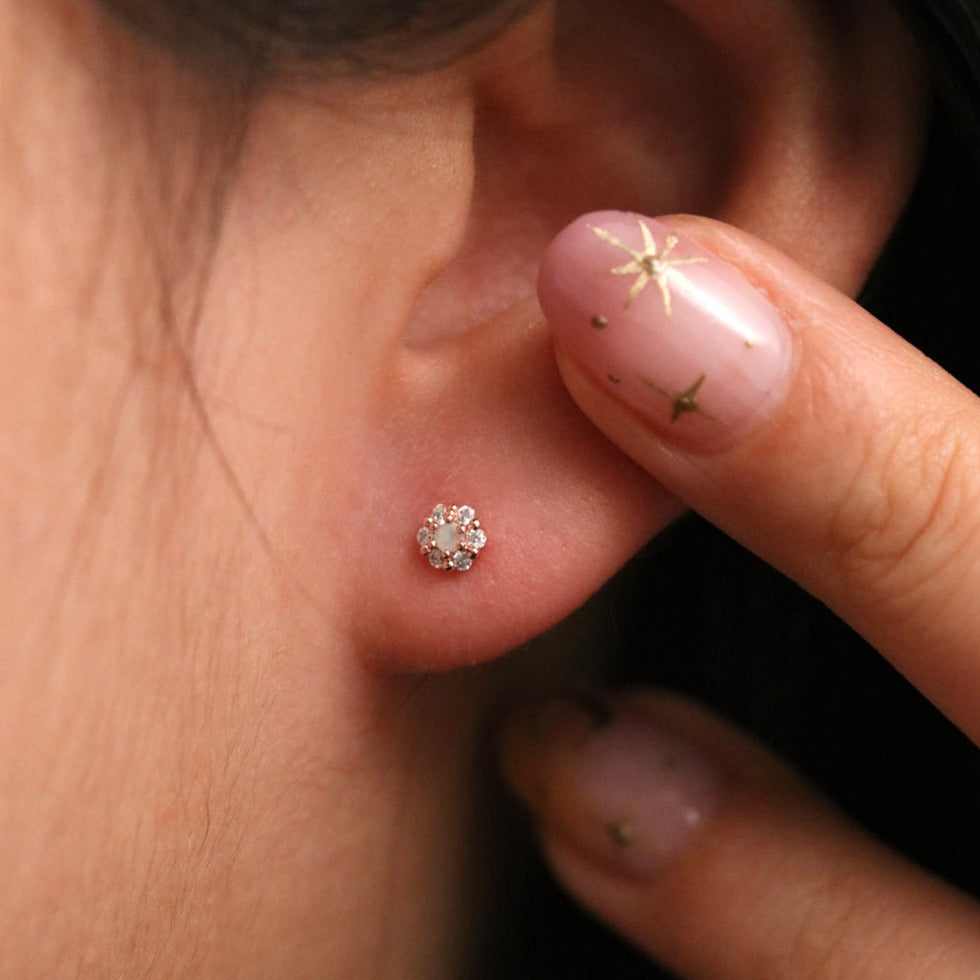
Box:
(500, 691), (980, 979)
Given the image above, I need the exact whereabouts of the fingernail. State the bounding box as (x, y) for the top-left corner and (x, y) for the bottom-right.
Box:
(539, 211), (794, 451)
(499, 695), (719, 881)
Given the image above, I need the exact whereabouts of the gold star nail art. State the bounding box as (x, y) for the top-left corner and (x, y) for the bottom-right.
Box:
(606, 819), (635, 848)
(590, 219), (706, 315)
(641, 373), (716, 422)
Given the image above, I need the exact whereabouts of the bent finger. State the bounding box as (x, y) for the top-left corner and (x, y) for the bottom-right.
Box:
(538, 212), (980, 743)
(499, 691), (980, 979)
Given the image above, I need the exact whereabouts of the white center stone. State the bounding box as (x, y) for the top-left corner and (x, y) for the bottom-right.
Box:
(434, 522), (462, 552)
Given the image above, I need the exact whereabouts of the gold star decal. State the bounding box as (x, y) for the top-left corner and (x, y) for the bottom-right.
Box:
(641, 373), (716, 422)
(590, 219), (706, 315)
(606, 820), (635, 848)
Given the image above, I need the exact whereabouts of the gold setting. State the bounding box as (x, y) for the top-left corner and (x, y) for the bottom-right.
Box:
(417, 503), (487, 573)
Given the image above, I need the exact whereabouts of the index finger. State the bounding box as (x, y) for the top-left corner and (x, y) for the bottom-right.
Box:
(539, 211), (980, 742)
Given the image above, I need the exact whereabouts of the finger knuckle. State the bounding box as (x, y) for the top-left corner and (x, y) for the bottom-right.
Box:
(782, 879), (860, 980)
(779, 871), (911, 980)
(823, 411), (980, 616)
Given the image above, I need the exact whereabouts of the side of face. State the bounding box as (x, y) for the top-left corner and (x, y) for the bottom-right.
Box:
(0, 0), (929, 976)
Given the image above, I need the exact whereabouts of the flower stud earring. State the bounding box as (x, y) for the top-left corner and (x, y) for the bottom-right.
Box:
(417, 504), (487, 572)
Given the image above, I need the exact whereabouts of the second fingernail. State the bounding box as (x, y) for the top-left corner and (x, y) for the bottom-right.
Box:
(538, 212), (795, 452)
(499, 695), (719, 881)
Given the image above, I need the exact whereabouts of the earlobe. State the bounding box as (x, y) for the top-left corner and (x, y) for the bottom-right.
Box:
(347, 0), (929, 672)
(355, 301), (678, 672)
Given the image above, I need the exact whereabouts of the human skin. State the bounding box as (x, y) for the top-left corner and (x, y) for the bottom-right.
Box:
(504, 211), (980, 977)
(0, 3), (669, 975)
(0, 0), (929, 976)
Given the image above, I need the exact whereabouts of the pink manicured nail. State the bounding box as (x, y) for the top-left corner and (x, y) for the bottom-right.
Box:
(539, 212), (794, 451)
(504, 696), (719, 881)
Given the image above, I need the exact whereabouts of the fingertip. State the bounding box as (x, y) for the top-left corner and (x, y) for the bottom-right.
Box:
(499, 692), (721, 882)
(499, 689), (980, 980)
(538, 211), (795, 454)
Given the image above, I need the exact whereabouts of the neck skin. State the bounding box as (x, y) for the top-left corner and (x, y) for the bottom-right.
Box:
(0, 5), (550, 976)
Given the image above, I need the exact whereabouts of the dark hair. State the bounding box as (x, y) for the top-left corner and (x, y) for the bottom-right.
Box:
(895, 0), (980, 158)
(97, 0), (534, 74)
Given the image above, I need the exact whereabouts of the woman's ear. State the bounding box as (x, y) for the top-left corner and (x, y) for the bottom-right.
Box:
(217, 0), (928, 671)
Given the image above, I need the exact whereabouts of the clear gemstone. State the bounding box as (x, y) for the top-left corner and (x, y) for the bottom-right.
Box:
(434, 522), (462, 552)
(419, 503), (486, 572)
(452, 551), (473, 572)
